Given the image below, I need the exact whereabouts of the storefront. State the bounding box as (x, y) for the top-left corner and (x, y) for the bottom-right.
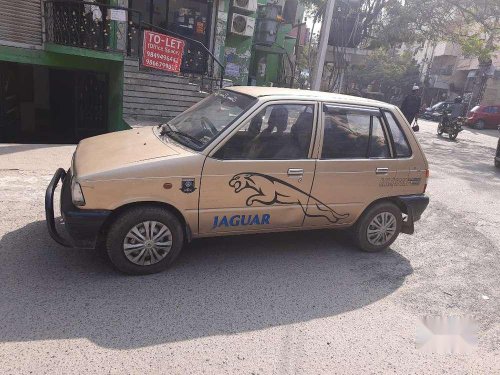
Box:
(129, 0), (214, 74)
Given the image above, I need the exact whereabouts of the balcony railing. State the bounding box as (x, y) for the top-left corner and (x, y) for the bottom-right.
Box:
(44, 0), (141, 56)
(43, 1), (224, 88)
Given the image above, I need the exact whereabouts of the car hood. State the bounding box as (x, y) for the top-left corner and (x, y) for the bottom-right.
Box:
(74, 127), (182, 179)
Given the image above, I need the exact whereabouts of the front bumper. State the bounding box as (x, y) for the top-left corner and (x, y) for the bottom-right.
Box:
(45, 168), (111, 249)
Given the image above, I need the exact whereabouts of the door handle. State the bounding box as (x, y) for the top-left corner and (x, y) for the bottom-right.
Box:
(375, 167), (389, 175)
(287, 168), (304, 176)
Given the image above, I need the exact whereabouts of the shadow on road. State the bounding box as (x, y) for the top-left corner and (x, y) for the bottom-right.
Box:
(0, 220), (412, 349)
(0, 144), (73, 157)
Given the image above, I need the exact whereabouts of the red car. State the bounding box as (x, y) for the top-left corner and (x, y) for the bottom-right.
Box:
(466, 105), (500, 129)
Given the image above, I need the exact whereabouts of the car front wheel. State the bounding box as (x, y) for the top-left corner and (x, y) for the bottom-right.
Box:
(106, 206), (184, 275)
(354, 202), (402, 252)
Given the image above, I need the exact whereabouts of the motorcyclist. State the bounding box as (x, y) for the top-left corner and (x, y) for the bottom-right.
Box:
(449, 96), (465, 119)
(400, 85), (422, 124)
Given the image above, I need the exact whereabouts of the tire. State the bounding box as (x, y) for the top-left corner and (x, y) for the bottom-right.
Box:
(449, 131), (458, 140)
(475, 120), (485, 130)
(495, 159), (500, 168)
(437, 123), (444, 135)
(354, 202), (402, 252)
(106, 206), (184, 275)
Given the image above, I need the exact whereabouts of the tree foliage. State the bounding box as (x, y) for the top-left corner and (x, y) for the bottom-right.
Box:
(300, 0), (499, 58)
(410, 0), (499, 62)
(347, 49), (421, 100)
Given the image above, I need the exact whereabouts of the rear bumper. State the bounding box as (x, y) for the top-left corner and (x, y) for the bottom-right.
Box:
(396, 194), (430, 235)
(45, 168), (111, 249)
(398, 194), (429, 221)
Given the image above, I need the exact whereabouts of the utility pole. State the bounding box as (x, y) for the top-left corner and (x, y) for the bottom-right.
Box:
(312, 0), (336, 91)
(290, 22), (306, 88)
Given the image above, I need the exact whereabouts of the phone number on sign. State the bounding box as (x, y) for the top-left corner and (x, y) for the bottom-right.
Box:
(144, 58), (180, 71)
(146, 51), (180, 63)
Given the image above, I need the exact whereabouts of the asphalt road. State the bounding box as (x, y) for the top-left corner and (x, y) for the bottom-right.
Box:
(0, 121), (499, 374)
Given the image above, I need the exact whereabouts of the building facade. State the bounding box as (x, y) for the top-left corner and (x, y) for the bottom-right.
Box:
(416, 40), (500, 108)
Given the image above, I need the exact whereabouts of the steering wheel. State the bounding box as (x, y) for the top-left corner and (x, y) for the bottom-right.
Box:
(200, 116), (218, 136)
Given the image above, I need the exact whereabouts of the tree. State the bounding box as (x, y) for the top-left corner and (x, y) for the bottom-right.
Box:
(346, 49), (421, 102)
(299, 0), (429, 90)
(409, 0), (499, 106)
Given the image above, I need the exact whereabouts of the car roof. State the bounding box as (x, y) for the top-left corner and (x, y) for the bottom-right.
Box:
(225, 86), (396, 110)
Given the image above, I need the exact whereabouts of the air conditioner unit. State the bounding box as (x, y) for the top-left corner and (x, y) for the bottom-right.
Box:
(230, 13), (255, 37)
(232, 0), (257, 13)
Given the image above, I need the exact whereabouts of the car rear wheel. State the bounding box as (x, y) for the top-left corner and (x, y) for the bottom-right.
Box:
(475, 120), (485, 130)
(106, 206), (184, 275)
(354, 202), (402, 252)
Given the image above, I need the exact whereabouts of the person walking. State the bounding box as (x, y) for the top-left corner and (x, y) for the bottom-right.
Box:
(400, 85), (422, 124)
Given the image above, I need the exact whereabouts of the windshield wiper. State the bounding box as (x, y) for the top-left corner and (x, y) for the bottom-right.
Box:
(160, 123), (204, 147)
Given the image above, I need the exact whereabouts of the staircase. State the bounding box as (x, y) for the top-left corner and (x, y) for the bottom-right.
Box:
(122, 58), (209, 125)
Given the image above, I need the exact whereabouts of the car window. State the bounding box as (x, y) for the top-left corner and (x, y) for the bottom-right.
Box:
(214, 104), (315, 160)
(321, 107), (390, 159)
(383, 110), (412, 158)
(369, 117), (390, 158)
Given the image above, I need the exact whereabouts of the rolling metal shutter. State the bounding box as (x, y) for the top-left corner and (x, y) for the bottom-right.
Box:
(0, 0), (42, 47)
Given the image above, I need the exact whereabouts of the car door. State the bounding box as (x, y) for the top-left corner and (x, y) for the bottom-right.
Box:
(198, 101), (318, 234)
(490, 106), (500, 126)
(303, 104), (413, 228)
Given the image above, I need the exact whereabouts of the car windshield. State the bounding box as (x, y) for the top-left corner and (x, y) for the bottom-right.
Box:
(159, 90), (256, 150)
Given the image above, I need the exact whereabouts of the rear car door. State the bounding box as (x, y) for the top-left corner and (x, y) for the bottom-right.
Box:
(304, 104), (414, 228)
(490, 106), (500, 126)
(199, 101), (319, 234)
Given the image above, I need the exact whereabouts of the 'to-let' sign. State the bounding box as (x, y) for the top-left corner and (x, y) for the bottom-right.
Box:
(142, 30), (185, 73)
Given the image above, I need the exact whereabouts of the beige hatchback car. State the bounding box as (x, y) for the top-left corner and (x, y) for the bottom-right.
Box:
(46, 87), (429, 275)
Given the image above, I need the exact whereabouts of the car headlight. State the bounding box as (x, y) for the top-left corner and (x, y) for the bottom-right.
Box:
(71, 178), (86, 206)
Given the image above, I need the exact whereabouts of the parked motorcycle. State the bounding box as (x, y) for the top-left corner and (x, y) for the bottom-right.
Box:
(437, 111), (464, 140)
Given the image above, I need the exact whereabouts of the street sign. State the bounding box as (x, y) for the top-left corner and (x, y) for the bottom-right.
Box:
(109, 9), (127, 22)
(142, 30), (185, 73)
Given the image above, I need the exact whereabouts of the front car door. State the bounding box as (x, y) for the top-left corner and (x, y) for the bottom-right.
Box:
(199, 100), (319, 235)
(304, 103), (417, 228)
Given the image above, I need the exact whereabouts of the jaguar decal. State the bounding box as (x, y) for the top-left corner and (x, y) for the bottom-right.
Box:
(229, 172), (349, 224)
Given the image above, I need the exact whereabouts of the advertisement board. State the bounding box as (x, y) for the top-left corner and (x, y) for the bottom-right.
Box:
(142, 30), (185, 73)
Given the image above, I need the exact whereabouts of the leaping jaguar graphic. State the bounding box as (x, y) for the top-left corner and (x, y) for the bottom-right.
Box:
(229, 172), (349, 224)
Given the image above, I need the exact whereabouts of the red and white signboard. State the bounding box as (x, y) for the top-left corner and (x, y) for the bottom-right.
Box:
(142, 30), (185, 73)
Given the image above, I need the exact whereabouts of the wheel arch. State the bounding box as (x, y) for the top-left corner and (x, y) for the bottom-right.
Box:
(97, 201), (192, 248)
(356, 195), (427, 235)
(357, 197), (406, 221)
